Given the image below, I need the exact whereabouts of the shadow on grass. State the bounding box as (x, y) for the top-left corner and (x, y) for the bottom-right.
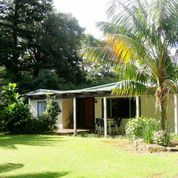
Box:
(0, 135), (65, 149)
(0, 163), (24, 173)
(4, 171), (69, 178)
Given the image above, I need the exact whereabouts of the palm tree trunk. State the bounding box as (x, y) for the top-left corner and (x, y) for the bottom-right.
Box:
(157, 82), (167, 130)
(160, 100), (166, 130)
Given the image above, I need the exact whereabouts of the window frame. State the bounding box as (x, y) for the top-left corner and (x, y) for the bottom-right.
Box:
(37, 100), (47, 117)
(101, 97), (137, 118)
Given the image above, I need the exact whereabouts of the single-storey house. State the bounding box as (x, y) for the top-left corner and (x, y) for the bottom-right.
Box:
(27, 82), (178, 137)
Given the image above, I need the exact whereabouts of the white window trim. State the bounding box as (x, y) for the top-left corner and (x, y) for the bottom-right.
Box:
(37, 100), (47, 117)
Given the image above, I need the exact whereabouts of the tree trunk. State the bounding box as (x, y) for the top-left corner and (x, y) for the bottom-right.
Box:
(157, 80), (167, 130)
(11, 0), (20, 81)
(160, 100), (166, 130)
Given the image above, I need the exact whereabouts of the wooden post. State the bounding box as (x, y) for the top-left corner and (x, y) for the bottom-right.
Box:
(136, 96), (140, 118)
(103, 97), (107, 137)
(73, 97), (77, 136)
(174, 94), (178, 134)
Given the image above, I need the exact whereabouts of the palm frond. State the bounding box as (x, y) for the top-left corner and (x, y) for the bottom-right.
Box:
(161, 79), (177, 93)
(107, 0), (149, 38)
(112, 80), (147, 96)
(97, 22), (121, 36)
(105, 34), (141, 63)
(84, 45), (117, 64)
(115, 62), (151, 84)
(97, 21), (145, 42)
(84, 34), (140, 64)
(149, 0), (177, 30)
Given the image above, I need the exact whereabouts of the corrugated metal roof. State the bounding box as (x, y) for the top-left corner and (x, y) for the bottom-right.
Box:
(26, 82), (178, 97)
(26, 82), (118, 96)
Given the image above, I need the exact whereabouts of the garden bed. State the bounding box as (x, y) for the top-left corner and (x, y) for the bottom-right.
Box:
(134, 139), (178, 153)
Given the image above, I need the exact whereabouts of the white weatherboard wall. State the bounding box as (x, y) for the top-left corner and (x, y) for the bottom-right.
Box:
(29, 98), (63, 129)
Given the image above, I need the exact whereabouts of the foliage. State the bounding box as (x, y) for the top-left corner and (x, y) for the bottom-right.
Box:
(39, 97), (61, 132)
(2, 102), (31, 134)
(0, 83), (61, 134)
(96, 0), (178, 130)
(112, 80), (147, 96)
(126, 117), (160, 144)
(153, 130), (176, 146)
(19, 69), (63, 92)
(0, 83), (19, 106)
(26, 96), (61, 133)
(82, 34), (120, 86)
(0, 83), (31, 134)
(0, 0), (86, 92)
(0, 0), (52, 81)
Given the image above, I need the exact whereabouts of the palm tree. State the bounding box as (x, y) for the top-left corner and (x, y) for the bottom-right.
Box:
(89, 0), (178, 130)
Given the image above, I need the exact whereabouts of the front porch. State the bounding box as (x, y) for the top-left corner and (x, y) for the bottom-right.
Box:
(61, 96), (141, 137)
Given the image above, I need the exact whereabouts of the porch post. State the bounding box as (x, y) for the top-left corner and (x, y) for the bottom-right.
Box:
(103, 97), (107, 137)
(28, 97), (30, 105)
(136, 96), (140, 118)
(174, 94), (178, 134)
(73, 97), (77, 136)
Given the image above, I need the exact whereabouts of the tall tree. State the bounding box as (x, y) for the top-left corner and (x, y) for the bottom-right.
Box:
(94, 0), (178, 130)
(22, 12), (85, 85)
(0, 0), (86, 92)
(0, 0), (53, 81)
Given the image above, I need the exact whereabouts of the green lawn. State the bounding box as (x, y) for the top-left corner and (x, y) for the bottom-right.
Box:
(0, 135), (178, 178)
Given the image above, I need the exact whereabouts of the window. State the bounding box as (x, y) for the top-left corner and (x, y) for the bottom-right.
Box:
(37, 101), (47, 117)
(102, 98), (136, 118)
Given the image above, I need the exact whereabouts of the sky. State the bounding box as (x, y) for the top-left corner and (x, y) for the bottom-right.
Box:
(53, 0), (109, 38)
(53, 0), (177, 57)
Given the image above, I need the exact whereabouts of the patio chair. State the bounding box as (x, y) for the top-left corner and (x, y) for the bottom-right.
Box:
(95, 118), (99, 133)
(95, 118), (103, 134)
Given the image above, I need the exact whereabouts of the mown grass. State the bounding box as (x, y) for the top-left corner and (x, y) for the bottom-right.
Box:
(0, 134), (178, 178)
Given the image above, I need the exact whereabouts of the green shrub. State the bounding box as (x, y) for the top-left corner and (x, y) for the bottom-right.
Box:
(0, 83), (31, 134)
(126, 117), (160, 144)
(2, 102), (31, 134)
(0, 83), (61, 134)
(39, 97), (61, 132)
(153, 130), (176, 146)
(0, 83), (19, 106)
(25, 117), (45, 134)
(25, 96), (61, 133)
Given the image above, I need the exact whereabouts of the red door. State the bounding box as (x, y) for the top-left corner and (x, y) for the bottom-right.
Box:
(84, 98), (94, 129)
(76, 98), (94, 129)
